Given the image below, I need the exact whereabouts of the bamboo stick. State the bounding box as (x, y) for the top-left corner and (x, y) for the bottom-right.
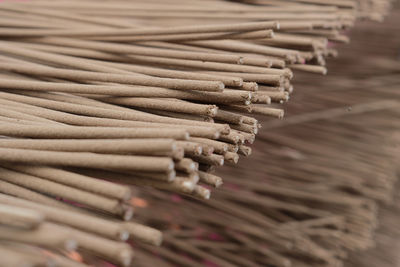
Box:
(0, 20), (279, 36)
(0, 148), (174, 173)
(0, 167), (131, 217)
(0, 193), (129, 241)
(2, 164), (131, 201)
(0, 222), (77, 251)
(0, 63), (225, 92)
(0, 203), (44, 230)
(0, 123), (189, 140)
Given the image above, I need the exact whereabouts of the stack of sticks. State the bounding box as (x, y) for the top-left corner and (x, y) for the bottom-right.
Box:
(0, 0), (394, 266)
(130, 21), (400, 267)
(133, 102), (400, 267)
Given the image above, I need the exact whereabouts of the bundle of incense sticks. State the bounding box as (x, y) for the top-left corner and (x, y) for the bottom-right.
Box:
(134, 105), (400, 266)
(131, 14), (400, 267)
(0, 0), (394, 266)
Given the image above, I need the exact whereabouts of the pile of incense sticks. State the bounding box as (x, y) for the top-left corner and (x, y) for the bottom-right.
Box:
(131, 14), (400, 267)
(134, 101), (400, 267)
(0, 0), (394, 266)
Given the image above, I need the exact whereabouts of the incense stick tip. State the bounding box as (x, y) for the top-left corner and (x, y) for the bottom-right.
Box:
(119, 249), (133, 267)
(218, 82), (225, 91)
(119, 230), (130, 241)
(65, 239), (78, 252)
(215, 179), (223, 188)
(123, 206), (135, 221)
